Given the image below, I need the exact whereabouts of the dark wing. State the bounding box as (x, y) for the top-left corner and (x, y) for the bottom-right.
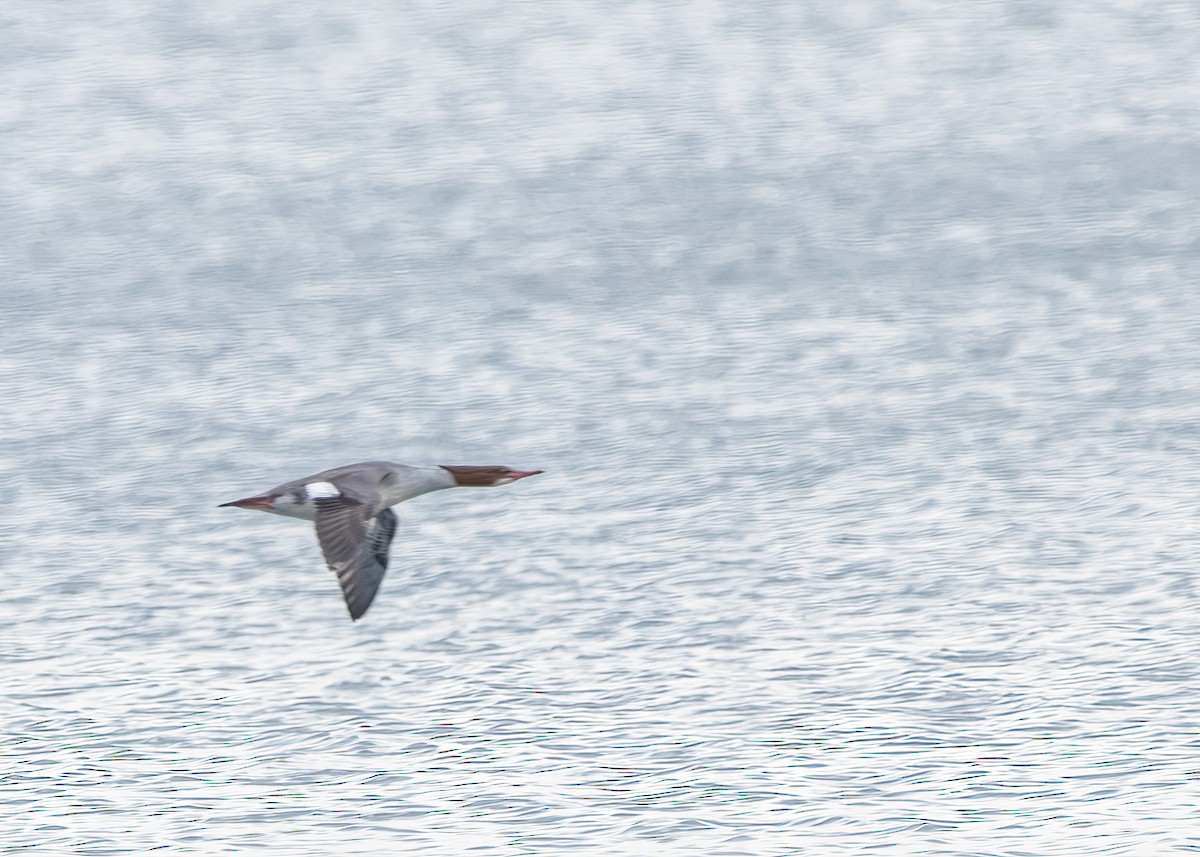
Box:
(313, 498), (398, 621)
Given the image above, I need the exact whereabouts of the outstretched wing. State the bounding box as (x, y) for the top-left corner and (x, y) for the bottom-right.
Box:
(313, 498), (398, 621)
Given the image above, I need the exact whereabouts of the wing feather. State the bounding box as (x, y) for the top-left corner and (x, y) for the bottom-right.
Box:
(313, 498), (398, 621)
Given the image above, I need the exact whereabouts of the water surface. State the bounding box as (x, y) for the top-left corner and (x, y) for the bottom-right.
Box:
(3, 1), (1200, 854)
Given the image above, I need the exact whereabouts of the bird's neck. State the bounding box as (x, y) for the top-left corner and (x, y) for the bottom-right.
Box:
(385, 465), (456, 504)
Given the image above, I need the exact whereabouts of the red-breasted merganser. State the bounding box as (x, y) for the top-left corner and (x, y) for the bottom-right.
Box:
(220, 462), (542, 621)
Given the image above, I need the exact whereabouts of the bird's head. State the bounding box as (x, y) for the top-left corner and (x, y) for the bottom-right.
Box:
(439, 465), (543, 487)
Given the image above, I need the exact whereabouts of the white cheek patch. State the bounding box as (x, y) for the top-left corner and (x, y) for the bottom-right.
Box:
(493, 477), (515, 486)
(304, 481), (341, 499)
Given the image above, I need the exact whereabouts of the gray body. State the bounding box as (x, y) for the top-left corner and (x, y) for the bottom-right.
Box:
(221, 459), (539, 621)
(264, 461), (455, 521)
(222, 461), (457, 621)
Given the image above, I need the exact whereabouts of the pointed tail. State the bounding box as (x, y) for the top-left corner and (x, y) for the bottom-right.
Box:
(218, 495), (275, 511)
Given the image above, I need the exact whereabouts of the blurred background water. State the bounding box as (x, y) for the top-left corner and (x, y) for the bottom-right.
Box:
(3, 1), (1200, 854)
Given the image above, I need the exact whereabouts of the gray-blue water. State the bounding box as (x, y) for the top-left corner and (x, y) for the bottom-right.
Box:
(4, 2), (1200, 853)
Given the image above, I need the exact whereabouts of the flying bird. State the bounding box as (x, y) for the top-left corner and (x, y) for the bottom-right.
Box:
(220, 461), (542, 620)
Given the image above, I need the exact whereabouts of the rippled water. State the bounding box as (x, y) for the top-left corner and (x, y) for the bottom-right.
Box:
(4, 1), (1200, 854)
